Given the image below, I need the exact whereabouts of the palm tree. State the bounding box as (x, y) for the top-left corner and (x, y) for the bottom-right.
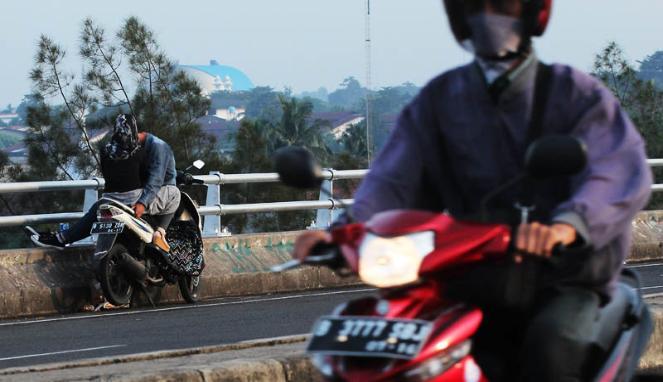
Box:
(272, 95), (331, 163)
(340, 121), (369, 166)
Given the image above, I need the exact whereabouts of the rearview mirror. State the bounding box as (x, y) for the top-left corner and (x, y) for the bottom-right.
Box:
(193, 160), (205, 170)
(274, 146), (323, 189)
(525, 136), (587, 178)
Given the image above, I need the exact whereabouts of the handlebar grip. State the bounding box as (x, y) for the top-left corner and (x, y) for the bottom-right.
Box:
(551, 243), (566, 256)
(305, 242), (343, 268)
(176, 171), (204, 186)
(310, 242), (337, 256)
(176, 171), (187, 185)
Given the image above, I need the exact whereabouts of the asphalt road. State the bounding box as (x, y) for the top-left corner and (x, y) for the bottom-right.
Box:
(629, 262), (663, 295)
(0, 288), (374, 369)
(1, 262), (662, 370)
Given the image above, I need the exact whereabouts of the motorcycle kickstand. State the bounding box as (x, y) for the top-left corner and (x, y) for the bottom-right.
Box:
(137, 282), (157, 308)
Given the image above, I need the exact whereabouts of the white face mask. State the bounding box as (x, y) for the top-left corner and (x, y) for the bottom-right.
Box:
(463, 13), (524, 59)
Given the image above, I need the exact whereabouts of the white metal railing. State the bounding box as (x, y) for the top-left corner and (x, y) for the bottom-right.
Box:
(0, 169), (367, 236)
(648, 159), (663, 168)
(1, 160), (662, 236)
(648, 159), (663, 193)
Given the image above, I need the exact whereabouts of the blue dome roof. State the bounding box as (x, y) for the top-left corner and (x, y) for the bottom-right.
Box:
(180, 60), (254, 91)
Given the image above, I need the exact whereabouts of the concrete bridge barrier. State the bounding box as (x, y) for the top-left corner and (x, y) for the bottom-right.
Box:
(0, 231), (358, 319)
(0, 211), (661, 320)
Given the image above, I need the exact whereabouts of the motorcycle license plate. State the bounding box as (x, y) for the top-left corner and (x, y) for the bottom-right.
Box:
(91, 222), (125, 235)
(307, 316), (432, 359)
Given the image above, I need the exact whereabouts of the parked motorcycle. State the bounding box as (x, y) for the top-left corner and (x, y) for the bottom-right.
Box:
(272, 139), (653, 382)
(92, 160), (206, 307)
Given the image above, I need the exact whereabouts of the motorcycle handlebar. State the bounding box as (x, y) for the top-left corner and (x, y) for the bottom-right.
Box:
(176, 171), (204, 186)
(515, 241), (592, 268)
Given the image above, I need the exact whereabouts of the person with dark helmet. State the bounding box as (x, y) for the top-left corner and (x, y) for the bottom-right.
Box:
(293, 0), (652, 380)
(26, 114), (180, 253)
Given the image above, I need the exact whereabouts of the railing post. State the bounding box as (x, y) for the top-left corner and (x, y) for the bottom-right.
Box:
(83, 178), (102, 211)
(316, 169), (335, 229)
(203, 171), (228, 237)
(76, 177), (102, 245)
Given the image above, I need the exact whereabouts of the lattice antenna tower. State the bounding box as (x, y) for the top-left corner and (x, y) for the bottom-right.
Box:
(365, 0), (372, 164)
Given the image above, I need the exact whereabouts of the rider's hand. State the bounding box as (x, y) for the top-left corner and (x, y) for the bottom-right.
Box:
(516, 222), (577, 258)
(293, 230), (333, 261)
(133, 203), (146, 219)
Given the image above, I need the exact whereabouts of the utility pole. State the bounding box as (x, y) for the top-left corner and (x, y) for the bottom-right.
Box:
(365, 0), (372, 164)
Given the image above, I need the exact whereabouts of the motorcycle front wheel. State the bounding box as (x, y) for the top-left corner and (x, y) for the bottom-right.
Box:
(99, 243), (134, 306)
(178, 275), (201, 303)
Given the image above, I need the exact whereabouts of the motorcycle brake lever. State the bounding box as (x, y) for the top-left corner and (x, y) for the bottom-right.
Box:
(270, 253), (338, 273)
(270, 259), (301, 273)
(307, 253), (338, 263)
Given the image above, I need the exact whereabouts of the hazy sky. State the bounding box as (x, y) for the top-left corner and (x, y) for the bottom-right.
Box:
(1, 1), (662, 107)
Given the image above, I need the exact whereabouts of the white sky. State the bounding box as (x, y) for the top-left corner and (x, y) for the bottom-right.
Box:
(1, 1), (662, 106)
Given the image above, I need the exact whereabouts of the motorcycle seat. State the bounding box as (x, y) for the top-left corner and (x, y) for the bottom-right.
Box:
(99, 197), (135, 215)
(590, 281), (637, 353)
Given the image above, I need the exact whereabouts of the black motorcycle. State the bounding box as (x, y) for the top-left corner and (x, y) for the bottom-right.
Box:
(91, 161), (206, 306)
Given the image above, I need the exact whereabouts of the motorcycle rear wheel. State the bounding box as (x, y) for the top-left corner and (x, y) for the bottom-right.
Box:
(99, 243), (134, 306)
(178, 275), (201, 303)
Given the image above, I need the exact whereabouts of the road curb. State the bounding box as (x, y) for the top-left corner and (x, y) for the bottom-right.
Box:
(0, 335), (309, 377)
(98, 356), (321, 382)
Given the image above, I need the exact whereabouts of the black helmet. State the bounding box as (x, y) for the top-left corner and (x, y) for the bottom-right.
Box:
(106, 114), (139, 160)
(443, 0), (552, 43)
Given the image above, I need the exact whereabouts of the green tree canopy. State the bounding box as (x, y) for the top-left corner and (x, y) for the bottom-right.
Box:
(638, 51), (663, 89)
(19, 16), (217, 182)
(328, 77), (366, 110)
(0, 17), (220, 248)
(593, 42), (663, 209)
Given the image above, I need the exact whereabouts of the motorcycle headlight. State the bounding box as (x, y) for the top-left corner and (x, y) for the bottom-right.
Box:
(401, 340), (473, 382)
(358, 231), (434, 288)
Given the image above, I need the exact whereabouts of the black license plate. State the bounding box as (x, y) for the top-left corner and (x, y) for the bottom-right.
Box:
(307, 316), (432, 359)
(91, 222), (125, 234)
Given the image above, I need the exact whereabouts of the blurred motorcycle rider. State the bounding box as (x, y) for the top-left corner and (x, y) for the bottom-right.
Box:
(27, 114), (180, 253)
(293, 0), (652, 380)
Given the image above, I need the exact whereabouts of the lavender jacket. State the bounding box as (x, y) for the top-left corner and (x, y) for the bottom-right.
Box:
(352, 57), (652, 296)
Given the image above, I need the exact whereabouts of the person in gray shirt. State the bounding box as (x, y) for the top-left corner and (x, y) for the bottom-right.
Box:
(293, 0), (652, 381)
(133, 123), (181, 253)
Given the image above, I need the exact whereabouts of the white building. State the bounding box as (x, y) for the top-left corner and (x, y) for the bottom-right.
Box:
(178, 60), (254, 96)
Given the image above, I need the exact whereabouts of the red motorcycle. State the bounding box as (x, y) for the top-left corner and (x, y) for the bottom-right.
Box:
(273, 137), (653, 382)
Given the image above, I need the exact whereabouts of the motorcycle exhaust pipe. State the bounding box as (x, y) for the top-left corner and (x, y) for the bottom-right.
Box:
(118, 252), (147, 281)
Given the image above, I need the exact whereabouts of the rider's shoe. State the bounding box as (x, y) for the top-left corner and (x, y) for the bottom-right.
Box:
(24, 226), (66, 250)
(152, 229), (170, 253)
(82, 301), (126, 312)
